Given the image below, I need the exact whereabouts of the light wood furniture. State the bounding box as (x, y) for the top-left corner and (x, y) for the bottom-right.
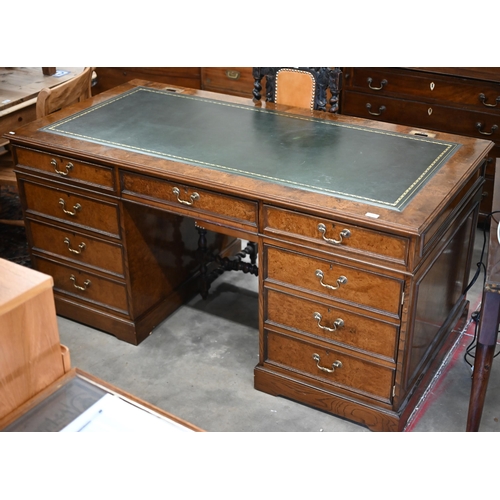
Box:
(467, 159), (500, 431)
(36, 67), (93, 119)
(5, 80), (493, 431)
(340, 67), (500, 222)
(0, 258), (201, 432)
(0, 258), (69, 421)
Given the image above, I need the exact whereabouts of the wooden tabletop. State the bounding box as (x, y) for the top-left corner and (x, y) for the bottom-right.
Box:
(0, 67), (85, 112)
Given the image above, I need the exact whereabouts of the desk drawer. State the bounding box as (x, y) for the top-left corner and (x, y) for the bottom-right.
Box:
(22, 180), (121, 237)
(121, 172), (258, 229)
(29, 220), (125, 277)
(264, 329), (394, 402)
(264, 245), (403, 316)
(263, 206), (409, 265)
(265, 288), (398, 360)
(33, 256), (129, 315)
(16, 148), (115, 191)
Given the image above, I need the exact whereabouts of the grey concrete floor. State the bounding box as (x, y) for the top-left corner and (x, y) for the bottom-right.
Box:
(58, 229), (500, 432)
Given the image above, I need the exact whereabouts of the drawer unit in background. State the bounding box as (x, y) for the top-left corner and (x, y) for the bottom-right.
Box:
(341, 67), (500, 221)
(201, 68), (254, 98)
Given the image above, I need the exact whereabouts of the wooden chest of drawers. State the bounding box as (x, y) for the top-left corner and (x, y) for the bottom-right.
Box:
(341, 67), (500, 221)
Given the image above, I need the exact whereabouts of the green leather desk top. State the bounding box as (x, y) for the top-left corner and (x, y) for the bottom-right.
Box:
(42, 87), (460, 211)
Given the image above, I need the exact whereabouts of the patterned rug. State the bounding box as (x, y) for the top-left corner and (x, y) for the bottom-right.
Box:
(0, 186), (31, 267)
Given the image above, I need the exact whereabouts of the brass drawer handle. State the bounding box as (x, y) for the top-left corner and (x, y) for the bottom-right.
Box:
(172, 187), (200, 206)
(367, 77), (387, 91)
(64, 237), (86, 254)
(476, 122), (498, 136)
(69, 274), (91, 291)
(226, 70), (240, 80)
(315, 269), (347, 290)
(313, 312), (344, 332)
(366, 103), (386, 116)
(59, 198), (81, 216)
(312, 353), (342, 373)
(51, 159), (74, 176)
(317, 223), (350, 245)
(479, 93), (500, 108)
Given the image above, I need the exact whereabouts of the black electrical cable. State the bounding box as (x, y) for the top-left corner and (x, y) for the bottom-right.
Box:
(463, 211), (500, 369)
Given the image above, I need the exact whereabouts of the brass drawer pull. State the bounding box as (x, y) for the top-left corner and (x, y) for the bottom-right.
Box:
(59, 198), (81, 216)
(479, 93), (500, 108)
(476, 122), (498, 136)
(64, 237), (86, 254)
(313, 312), (344, 332)
(367, 77), (387, 91)
(366, 103), (386, 116)
(317, 223), (350, 245)
(172, 187), (200, 206)
(312, 353), (342, 373)
(69, 274), (91, 291)
(315, 269), (347, 290)
(226, 70), (240, 80)
(51, 159), (74, 176)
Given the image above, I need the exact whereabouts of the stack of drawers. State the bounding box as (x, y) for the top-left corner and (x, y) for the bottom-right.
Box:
(341, 67), (500, 220)
(13, 147), (132, 336)
(256, 205), (412, 428)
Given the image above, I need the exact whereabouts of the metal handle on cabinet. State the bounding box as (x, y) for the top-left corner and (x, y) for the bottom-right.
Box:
(51, 159), (74, 176)
(313, 312), (344, 332)
(69, 274), (91, 291)
(315, 269), (347, 290)
(366, 103), (386, 116)
(367, 77), (387, 91)
(64, 237), (86, 254)
(225, 70), (240, 80)
(476, 122), (498, 136)
(312, 353), (342, 373)
(478, 93), (500, 108)
(59, 198), (81, 216)
(317, 223), (350, 245)
(172, 187), (200, 206)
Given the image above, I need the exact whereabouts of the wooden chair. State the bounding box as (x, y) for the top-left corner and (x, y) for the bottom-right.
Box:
(36, 66), (93, 118)
(252, 67), (342, 113)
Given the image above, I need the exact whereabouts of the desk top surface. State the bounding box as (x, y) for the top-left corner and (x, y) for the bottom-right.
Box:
(40, 86), (460, 212)
(6, 80), (494, 232)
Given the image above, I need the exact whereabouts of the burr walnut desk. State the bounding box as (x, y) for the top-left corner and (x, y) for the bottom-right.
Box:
(4, 80), (493, 431)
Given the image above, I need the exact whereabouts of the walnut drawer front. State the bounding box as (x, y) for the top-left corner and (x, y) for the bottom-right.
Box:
(342, 91), (499, 143)
(263, 206), (409, 265)
(265, 288), (398, 361)
(16, 148), (115, 191)
(264, 245), (403, 316)
(201, 67), (254, 98)
(121, 172), (258, 229)
(264, 329), (394, 402)
(22, 181), (121, 237)
(33, 256), (129, 315)
(346, 67), (500, 109)
(29, 221), (125, 277)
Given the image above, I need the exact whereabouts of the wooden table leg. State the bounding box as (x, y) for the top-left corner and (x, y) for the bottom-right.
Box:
(466, 291), (500, 431)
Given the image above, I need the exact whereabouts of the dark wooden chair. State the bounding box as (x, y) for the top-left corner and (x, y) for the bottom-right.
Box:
(252, 67), (342, 113)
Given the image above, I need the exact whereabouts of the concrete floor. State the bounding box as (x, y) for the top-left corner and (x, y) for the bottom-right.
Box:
(57, 227), (500, 432)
